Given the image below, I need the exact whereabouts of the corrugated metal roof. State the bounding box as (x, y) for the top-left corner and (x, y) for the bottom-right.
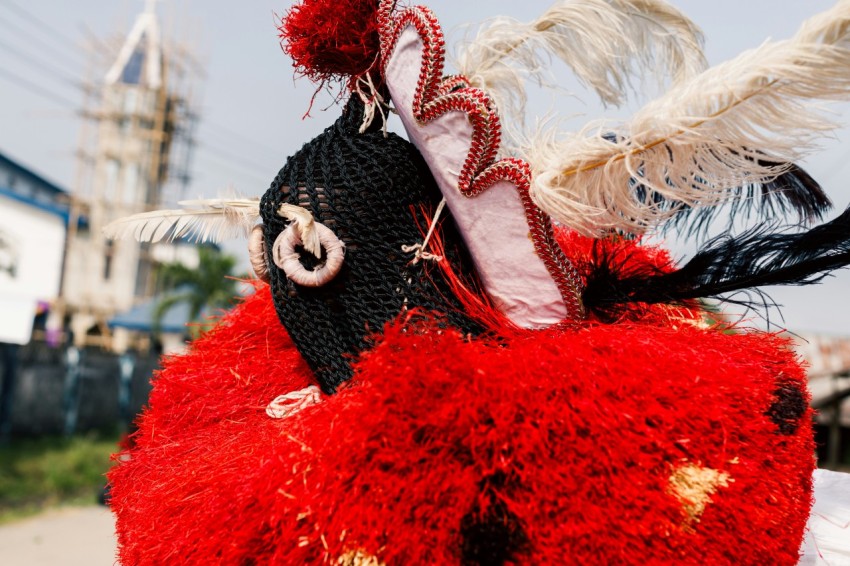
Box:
(0, 187), (69, 220)
(0, 151), (68, 195)
(108, 295), (196, 334)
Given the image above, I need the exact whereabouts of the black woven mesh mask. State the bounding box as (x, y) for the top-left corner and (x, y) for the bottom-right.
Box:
(260, 97), (480, 393)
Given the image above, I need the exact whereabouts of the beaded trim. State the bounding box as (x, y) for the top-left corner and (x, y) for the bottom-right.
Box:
(377, 2), (584, 321)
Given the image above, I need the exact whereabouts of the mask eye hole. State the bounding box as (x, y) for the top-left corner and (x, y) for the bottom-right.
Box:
(272, 222), (345, 287)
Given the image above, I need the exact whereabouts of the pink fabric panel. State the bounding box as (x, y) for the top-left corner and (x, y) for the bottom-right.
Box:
(385, 26), (568, 328)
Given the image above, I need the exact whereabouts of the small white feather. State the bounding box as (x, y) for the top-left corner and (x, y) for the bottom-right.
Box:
(103, 198), (261, 243)
(277, 203), (322, 258)
(456, 0), (707, 145)
(526, 0), (850, 236)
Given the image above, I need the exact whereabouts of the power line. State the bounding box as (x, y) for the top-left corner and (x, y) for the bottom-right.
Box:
(199, 141), (275, 174)
(0, 13), (85, 71)
(0, 38), (87, 92)
(0, 66), (79, 107)
(0, 2), (86, 64)
(194, 142), (273, 187)
(0, 56), (272, 190)
(0, 4), (278, 194)
(201, 122), (282, 164)
(78, 22), (116, 60)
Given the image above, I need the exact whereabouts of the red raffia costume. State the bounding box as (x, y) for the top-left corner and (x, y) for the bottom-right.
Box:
(107, 0), (850, 564)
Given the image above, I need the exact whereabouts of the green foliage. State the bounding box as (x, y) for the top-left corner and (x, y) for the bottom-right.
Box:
(0, 431), (120, 523)
(698, 299), (738, 334)
(154, 246), (241, 337)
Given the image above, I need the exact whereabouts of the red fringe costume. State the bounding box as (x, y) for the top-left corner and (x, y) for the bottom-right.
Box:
(109, 235), (815, 565)
(107, 0), (850, 563)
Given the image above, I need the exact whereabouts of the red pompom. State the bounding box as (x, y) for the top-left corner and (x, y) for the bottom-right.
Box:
(279, 0), (382, 88)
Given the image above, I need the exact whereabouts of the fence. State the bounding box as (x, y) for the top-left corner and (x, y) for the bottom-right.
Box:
(0, 341), (159, 438)
(1, 340), (848, 468)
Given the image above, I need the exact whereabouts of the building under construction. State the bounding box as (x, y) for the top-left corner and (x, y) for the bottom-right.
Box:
(60, 3), (202, 352)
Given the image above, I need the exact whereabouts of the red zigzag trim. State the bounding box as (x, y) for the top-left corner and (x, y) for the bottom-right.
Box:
(378, 2), (585, 321)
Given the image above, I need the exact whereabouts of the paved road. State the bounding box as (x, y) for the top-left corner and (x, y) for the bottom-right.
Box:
(0, 476), (846, 566)
(0, 506), (116, 566)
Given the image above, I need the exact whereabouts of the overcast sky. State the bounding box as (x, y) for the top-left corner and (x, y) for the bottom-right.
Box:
(1, 0), (848, 334)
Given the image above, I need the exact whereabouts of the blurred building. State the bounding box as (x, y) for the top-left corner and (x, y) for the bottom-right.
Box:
(60, 2), (201, 352)
(792, 333), (850, 469)
(0, 151), (69, 345)
(793, 333), (850, 423)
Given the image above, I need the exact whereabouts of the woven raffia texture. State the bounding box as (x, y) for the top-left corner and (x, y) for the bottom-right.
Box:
(260, 97), (480, 392)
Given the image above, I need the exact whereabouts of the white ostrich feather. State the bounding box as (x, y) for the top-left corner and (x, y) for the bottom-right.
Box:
(103, 198), (261, 243)
(455, 0), (706, 145)
(526, 0), (850, 237)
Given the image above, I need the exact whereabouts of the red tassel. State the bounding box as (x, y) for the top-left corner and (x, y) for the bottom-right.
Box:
(279, 0), (382, 90)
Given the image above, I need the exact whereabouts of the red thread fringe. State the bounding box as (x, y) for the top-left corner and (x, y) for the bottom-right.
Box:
(110, 278), (814, 564)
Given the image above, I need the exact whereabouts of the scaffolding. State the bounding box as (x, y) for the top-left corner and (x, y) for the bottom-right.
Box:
(59, 2), (202, 350)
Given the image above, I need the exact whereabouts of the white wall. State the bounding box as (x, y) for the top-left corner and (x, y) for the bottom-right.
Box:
(62, 230), (142, 315)
(0, 195), (66, 344)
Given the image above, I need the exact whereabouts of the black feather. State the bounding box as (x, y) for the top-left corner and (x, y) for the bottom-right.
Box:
(601, 134), (833, 238)
(666, 160), (832, 237)
(584, 205), (850, 321)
